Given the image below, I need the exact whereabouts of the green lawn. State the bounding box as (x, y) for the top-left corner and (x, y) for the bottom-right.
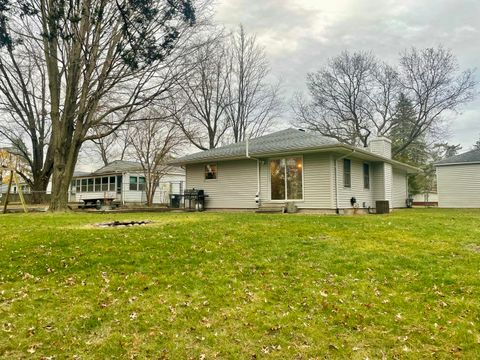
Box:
(1, 209), (479, 359)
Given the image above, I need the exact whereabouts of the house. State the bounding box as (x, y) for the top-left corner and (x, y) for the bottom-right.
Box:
(170, 129), (419, 212)
(435, 148), (480, 208)
(69, 160), (185, 205)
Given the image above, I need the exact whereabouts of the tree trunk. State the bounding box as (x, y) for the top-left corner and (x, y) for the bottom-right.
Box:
(49, 137), (81, 212)
(30, 177), (50, 204)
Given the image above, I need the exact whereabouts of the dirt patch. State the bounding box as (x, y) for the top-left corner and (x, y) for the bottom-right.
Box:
(465, 244), (480, 253)
(95, 220), (153, 228)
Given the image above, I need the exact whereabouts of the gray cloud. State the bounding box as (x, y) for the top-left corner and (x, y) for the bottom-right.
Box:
(214, 0), (480, 149)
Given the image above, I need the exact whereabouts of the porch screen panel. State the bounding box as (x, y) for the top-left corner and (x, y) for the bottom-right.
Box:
(116, 176), (122, 194)
(87, 178), (94, 192)
(94, 178), (101, 191)
(286, 157), (303, 200)
(101, 177), (108, 191)
(81, 179), (87, 192)
(109, 176), (116, 191)
(270, 159), (286, 200)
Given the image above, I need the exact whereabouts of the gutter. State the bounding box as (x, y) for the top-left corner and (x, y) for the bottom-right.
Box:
(170, 144), (420, 173)
(434, 161), (480, 167)
(334, 149), (355, 214)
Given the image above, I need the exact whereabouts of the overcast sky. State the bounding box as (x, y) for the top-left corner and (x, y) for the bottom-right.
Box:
(214, 0), (480, 149)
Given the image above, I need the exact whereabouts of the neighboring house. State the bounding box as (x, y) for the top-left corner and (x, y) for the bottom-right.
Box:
(435, 148), (480, 208)
(69, 160), (185, 205)
(171, 129), (419, 212)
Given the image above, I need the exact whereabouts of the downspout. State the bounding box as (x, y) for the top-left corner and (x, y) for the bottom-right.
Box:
(122, 172), (126, 206)
(334, 150), (355, 214)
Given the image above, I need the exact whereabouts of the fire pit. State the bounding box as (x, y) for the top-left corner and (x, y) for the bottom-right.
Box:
(95, 220), (152, 228)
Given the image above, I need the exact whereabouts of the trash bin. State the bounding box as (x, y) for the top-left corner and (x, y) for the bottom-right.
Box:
(170, 194), (180, 208)
(406, 197), (414, 208)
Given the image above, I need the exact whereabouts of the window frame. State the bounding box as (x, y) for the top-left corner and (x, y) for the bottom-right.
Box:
(94, 178), (101, 192)
(343, 159), (351, 188)
(204, 163), (218, 180)
(138, 176), (146, 191)
(109, 176), (116, 191)
(363, 163), (370, 189)
(129, 176), (138, 191)
(269, 156), (304, 202)
(81, 178), (88, 192)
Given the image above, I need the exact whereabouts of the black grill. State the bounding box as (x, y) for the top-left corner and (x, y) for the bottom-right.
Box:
(170, 189), (207, 211)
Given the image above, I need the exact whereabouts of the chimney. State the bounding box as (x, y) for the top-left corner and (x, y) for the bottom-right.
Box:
(368, 137), (392, 159)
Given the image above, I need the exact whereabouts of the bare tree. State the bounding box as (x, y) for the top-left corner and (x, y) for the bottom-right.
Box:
(294, 48), (477, 155)
(85, 123), (133, 166)
(128, 111), (185, 207)
(0, 31), (53, 203)
(0, 0), (204, 211)
(293, 51), (377, 147)
(224, 25), (282, 142)
(173, 34), (231, 150)
(473, 135), (480, 151)
(395, 47), (477, 154)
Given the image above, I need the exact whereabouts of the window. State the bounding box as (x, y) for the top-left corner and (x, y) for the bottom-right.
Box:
(109, 176), (116, 191)
(81, 179), (88, 192)
(129, 176), (146, 191)
(87, 178), (94, 192)
(270, 157), (303, 200)
(116, 175), (122, 194)
(270, 159), (286, 200)
(363, 163), (370, 189)
(71, 180), (76, 194)
(129, 176), (138, 191)
(102, 177), (109, 191)
(343, 159), (351, 188)
(75, 180), (80, 193)
(205, 164), (217, 180)
(138, 177), (146, 191)
(94, 178), (101, 191)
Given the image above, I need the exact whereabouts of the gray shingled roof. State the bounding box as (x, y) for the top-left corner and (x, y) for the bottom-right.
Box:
(92, 160), (143, 175)
(435, 148), (480, 166)
(71, 160), (185, 177)
(172, 128), (338, 164)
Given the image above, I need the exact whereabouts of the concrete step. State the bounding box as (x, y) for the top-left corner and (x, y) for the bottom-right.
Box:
(255, 208), (285, 214)
(256, 202), (286, 213)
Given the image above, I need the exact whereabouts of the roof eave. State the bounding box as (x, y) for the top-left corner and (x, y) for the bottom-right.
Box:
(435, 161), (480, 167)
(170, 143), (421, 173)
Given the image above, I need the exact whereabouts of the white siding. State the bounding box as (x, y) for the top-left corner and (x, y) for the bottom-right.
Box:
(336, 158), (374, 209)
(302, 153), (333, 208)
(371, 163), (385, 201)
(183, 153), (409, 210)
(437, 164), (480, 208)
(392, 169), (408, 208)
(186, 160), (258, 208)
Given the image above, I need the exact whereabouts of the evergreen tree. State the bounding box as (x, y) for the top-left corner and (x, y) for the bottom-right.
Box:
(389, 94), (430, 195)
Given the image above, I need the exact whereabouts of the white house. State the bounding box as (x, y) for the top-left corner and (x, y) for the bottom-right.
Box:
(170, 129), (419, 212)
(69, 160), (185, 205)
(435, 148), (480, 208)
